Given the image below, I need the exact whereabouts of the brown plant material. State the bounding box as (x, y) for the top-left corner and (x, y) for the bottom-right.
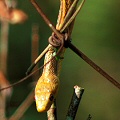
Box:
(47, 101), (57, 120)
(0, 0), (9, 20)
(0, 71), (12, 101)
(0, 71), (12, 120)
(9, 9), (28, 24)
(0, 0), (28, 24)
(9, 91), (34, 120)
(66, 85), (84, 120)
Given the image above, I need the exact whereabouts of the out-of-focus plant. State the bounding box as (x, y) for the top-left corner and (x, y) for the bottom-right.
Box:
(0, 0), (28, 24)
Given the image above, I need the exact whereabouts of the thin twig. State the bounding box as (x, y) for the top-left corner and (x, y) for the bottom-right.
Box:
(30, 0), (63, 40)
(47, 100), (57, 120)
(31, 24), (39, 63)
(8, 24), (40, 120)
(61, 0), (86, 32)
(0, 20), (9, 75)
(60, 0), (79, 31)
(68, 42), (120, 89)
(31, 23), (40, 79)
(9, 91), (34, 120)
(0, 72), (12, 120)
(0, 64), (40, 91)
(66, 85), (84, 120)
(26, 44), (50, 75)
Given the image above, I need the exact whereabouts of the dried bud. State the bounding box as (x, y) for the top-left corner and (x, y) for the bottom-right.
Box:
(9, 9), (28, 24)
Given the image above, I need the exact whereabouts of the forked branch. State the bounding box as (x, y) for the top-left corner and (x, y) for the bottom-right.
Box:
(66, 85), (84, 120)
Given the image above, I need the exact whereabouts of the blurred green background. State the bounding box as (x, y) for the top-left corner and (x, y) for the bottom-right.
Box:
(1, 0), (120, 120)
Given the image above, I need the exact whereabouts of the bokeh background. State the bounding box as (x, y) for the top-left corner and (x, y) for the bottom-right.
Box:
(0, 0), (120, 120)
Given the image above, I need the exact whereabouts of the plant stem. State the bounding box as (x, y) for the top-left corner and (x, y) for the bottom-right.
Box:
(66, 85), (84, 120)
(47, 100), (57, 120)
(30, 0), (63, 40)
(9, 91), (34, 120)
(61, 0), (86, 32)
(0, 21), (9, 75)
(68, 42), (120, 89)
